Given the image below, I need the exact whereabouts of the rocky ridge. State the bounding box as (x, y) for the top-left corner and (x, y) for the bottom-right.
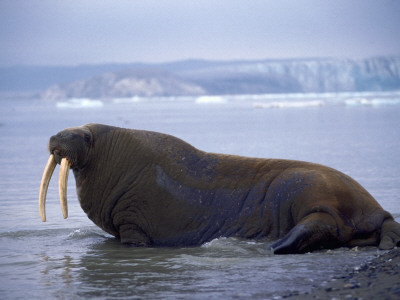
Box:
(25, 56), (400, 100)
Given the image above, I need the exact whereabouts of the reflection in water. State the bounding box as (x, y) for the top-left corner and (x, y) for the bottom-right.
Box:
(38, 254), (77, 296)
(35, 236), (376, 299)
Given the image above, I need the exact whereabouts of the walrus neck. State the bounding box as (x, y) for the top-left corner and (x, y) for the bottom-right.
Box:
(73, 130), (144, 235)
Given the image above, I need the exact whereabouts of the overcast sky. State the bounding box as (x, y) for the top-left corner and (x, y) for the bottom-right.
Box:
(1, 0), (399, 66)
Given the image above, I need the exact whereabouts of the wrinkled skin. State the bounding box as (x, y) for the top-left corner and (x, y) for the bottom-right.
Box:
(42, 123), (400, 254)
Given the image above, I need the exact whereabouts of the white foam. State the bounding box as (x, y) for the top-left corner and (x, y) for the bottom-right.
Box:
(56, 98), (103, 108)
(253, 100), (324, 109)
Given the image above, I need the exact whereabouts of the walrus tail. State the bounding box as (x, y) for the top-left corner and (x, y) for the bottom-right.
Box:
(379, 218), (400, 250)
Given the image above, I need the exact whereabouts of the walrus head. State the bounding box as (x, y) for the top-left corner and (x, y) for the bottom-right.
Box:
(39, 126), (93, 222)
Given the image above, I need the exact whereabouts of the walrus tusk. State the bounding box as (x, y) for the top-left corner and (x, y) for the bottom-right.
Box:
(59, 157), (71, 219)
(39, 154), (57, 222)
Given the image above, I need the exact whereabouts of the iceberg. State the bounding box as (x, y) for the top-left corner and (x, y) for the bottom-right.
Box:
(56, 98), (103, 108)
(345, 98), (400, 107)
(195, 96), (227, 104)
(253, 100), (324, 109)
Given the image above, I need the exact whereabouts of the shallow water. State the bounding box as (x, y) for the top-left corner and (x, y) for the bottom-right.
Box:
(0, 93), (399, 299)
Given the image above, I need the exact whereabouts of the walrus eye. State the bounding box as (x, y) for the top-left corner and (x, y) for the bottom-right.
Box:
(84, 133), (91, 144)
(54, 151), (62, 165)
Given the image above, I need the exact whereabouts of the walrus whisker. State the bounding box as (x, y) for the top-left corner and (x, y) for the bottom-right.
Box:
(39, 154), (57, 222)
(59, 157), (70, 219)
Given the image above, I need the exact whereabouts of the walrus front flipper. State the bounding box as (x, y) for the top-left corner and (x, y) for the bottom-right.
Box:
(119, 224), (152, 247)
(271, 213), (339, 254)
(379, 218), (400, 250)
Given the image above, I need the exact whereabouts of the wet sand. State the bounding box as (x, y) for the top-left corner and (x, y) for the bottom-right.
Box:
(284, 248), (400, 299)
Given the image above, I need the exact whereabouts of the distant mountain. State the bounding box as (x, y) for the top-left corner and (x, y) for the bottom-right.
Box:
(41, 68), (206, 100)
(1, 56), (399, 99)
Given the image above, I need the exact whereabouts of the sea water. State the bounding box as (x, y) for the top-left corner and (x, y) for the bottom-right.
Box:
(0, 92), (399, 299)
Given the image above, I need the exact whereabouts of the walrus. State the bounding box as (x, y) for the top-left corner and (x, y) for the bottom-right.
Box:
(39, 123), (400, 254)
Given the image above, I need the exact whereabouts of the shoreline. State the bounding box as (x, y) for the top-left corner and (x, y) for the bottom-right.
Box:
(284, 248), (400, 299)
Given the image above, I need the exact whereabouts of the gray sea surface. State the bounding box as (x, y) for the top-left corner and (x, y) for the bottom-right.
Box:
(0, 92), (399, 299)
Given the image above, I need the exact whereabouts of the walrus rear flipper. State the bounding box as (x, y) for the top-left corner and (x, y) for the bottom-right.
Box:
(271, 213), (339, 254)
(379, 218), (400, 250)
